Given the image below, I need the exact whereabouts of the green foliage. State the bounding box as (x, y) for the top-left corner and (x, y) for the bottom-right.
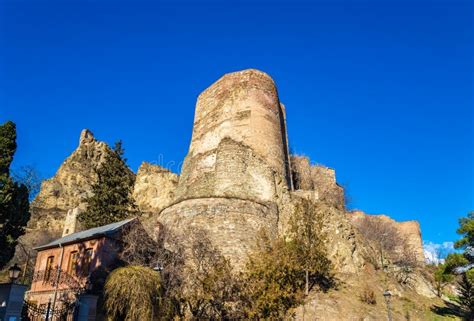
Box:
(434, 264), (455, 297)
(0, 121), (30, 268)
(0, 121), (17, 175)
(458, 272), (474, 320)
(105, 266), (161, 321)
(444, 253), (469, 273)
(240, 199), (334, 319)
(455, 211), (474, 255)
(288, 199), (333, 293)
(78, 140), (137, 229)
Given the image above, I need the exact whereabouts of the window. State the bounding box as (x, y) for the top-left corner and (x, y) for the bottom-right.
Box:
(67, 251), (79, 275)
(82, 248), (94, 275)
(44, 256), (54, 281)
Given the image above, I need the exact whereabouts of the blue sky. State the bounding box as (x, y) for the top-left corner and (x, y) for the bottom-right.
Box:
(0, 0), (472, 247)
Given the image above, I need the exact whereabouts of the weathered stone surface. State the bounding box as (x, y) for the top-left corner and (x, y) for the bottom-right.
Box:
(281, 192), (365, 274)
(291, 155), (314, 190)
(289, 155), (345, 209)
(159, 69), (292, 267)
(348, 210), (425, 263)
(27, 130), (117, 238)
(160, 197), (279, 269)
(15, 130), (134, 271)
(32, 129), (111, 212)
(62, 207), (82, 237)
(175, 69), (292, 203)
(311, 164), (345, 209)
(133, 162), (178, 214)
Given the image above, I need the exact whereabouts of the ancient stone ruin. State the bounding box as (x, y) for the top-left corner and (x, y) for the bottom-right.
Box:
(159, 69), (293, 267)
(21, 68), (425, 276)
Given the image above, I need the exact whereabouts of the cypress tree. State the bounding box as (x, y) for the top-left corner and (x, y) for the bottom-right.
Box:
(0, 121), (30, 268)
(78, 140), (137, 229)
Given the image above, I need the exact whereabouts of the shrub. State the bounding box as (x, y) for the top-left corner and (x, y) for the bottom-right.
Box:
(104, 266), (161, 321)
(359, 287), (377, 305)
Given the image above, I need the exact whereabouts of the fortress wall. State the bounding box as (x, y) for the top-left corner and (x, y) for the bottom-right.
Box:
(291, 156), (314, 190)
(311, 165), (345, 209)
(349, 210), (425, 263)
(176, 69), (291, 202)
(161, 69), (290, 266)
(176, 138), (279, 203)
(159, 197), (278, 268)
(289, 156), (344, 208)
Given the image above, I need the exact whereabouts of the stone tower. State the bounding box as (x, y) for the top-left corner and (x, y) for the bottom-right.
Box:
(62, 207), (81, 237)
(159, 69), (292, 267)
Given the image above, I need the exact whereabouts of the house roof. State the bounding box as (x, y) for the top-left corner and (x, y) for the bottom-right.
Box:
(34, 217), (136, 251)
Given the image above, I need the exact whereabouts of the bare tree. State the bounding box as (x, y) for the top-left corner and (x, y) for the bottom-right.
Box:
(181, 229), (240, 320)
(118, 221), (186, 319)
(353, 215), (418, 277)
(12, 165), (43, 201)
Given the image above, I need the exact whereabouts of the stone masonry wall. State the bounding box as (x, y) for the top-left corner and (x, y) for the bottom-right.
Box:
(159, 197), (278, 269)
(290, 155), (345, 209)
(349, 210), (425, 263)
(176, 69), (291, 202)
(159, 69), (291, 267)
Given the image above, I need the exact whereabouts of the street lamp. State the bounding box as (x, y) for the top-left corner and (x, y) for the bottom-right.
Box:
(8, 264), (21, 283)
(151, 263), (163, 321)
(153, 263), (163, 273)
(383, 290), (393, 321)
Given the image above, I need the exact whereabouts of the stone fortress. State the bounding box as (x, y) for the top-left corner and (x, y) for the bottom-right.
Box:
(24, 69), (425, 274)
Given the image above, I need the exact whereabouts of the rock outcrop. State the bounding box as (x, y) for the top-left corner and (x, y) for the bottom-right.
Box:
(28, 129), (118, 237)
(133, 162), (178, 214)
(14, 129), (136, 273)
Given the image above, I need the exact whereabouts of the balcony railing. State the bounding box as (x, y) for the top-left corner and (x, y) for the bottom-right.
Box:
(31, 268), (84, 291)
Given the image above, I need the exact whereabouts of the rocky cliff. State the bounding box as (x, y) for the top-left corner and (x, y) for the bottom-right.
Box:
(133, 162), (178, 214)
(28, 129), (119, 236)
(11, 130), (128, 276)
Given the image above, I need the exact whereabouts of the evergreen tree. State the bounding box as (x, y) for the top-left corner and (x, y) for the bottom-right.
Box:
(78, 140), (137, 229)
(458, 272), (474, 320)
(289, 199), (333, 295)
(455, 211), (474, 263)
(0, 121), (30, 268)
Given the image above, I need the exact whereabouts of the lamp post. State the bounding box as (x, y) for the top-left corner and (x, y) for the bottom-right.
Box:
(8, 264), (21, 284)
(151, 263), (163, 321)
(383, 290), (393, 321)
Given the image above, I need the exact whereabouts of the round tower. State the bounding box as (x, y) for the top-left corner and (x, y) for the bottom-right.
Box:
(175, 69), (291, 202)
(159, 69), (291, 268)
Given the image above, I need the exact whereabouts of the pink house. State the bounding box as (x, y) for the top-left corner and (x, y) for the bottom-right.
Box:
(25, 218), (136, 320)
